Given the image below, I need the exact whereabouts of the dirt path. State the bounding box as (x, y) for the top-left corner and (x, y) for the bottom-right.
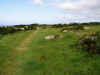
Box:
(2, 30), (38, 75)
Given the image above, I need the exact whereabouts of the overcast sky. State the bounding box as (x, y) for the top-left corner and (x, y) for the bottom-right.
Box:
(0, 0), (100, 25)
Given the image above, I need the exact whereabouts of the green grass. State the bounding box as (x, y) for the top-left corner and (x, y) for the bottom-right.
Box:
(0, 26), (100, 75)
(0, 31), (33, 74)
(21, 28), (100, 75)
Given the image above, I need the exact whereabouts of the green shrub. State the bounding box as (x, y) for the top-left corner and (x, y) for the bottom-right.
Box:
(77, 32), (100, 55)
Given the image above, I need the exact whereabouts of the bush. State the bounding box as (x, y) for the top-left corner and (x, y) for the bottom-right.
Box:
(77, 32), (100, 55)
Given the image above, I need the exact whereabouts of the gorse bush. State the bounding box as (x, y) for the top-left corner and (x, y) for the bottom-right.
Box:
(61, 25), (85, 32)
(0, 24), (38, 36)
(0, 26), (19, 35)
(77, 32), (100, 55)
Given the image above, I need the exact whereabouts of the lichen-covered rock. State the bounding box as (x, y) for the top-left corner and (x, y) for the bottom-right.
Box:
(44, 35), (60, 40)
(84, 27), (89, 30)
(62, 30), (68, 32)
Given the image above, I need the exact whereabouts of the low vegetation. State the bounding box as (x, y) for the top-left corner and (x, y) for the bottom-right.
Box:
(0, 24), (38, 36)
(0, 22), (100, 75)
(77, 31), (100, 55)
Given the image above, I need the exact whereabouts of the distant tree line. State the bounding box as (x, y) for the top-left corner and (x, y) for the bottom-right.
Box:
(0, 22), (100, 36)
(0, 24), (38, 35)
(38, 22), (100, 28)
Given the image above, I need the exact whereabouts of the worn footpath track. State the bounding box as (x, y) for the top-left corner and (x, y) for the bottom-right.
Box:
(1, 30), (38, 75)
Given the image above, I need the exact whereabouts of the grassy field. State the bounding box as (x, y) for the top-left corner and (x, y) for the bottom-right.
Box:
(0, 26), (100, 75)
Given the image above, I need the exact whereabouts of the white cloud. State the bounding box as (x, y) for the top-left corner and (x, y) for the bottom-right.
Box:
(32, 0), (100, 20)
(32, 0), (43, 5)
(53, 0), (99, 11)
